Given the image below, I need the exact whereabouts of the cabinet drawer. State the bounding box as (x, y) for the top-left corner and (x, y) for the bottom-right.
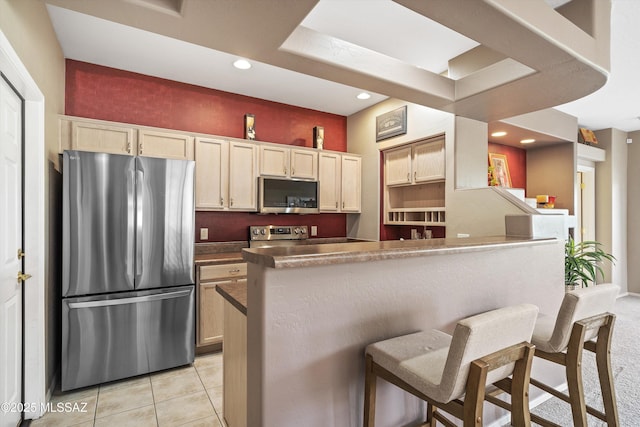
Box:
(199, 263), (247, 281)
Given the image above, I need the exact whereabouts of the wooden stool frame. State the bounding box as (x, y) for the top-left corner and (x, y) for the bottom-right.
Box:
(529, 313), (618, 427)
(363, 342), (535, 427)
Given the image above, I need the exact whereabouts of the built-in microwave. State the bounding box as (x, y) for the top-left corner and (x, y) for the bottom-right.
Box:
(258, 177), (319, 214)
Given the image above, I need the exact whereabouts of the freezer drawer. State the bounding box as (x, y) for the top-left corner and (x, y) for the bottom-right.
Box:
(61, 286), (195, 391)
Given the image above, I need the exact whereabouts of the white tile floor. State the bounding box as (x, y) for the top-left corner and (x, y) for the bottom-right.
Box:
(30, 353), (225, 427)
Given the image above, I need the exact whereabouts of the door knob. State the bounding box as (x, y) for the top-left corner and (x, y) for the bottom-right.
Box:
(17, 271), (32, 283)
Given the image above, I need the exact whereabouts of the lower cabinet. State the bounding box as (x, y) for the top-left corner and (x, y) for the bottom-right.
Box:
(196, 262), (246, 349)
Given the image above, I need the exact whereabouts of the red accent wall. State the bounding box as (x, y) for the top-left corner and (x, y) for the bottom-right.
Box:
(488, 142), (526, 189)
(65, 60), (348, 242)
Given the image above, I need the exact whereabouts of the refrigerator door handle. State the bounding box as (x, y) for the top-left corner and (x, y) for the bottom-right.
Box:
(67, 289), (192, 309)
(135, 168), (144, 280)
(127, 169), (135, 284)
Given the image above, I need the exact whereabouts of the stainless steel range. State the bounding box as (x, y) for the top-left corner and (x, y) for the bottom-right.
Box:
(249, 225), (309, 248)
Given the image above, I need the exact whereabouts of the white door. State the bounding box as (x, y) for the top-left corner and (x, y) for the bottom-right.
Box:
(0, 78), (24, 427)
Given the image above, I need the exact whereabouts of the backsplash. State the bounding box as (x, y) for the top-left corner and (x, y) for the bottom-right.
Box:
(196, 211), (346, 243)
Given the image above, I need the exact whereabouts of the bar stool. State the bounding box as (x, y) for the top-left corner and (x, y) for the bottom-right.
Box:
(528, 283), (619, 427)
(363, 304), (539, 427)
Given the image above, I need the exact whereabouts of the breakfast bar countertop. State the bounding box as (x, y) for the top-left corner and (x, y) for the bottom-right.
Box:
(242, 235), (555, 269)
(216, 281), (247, 315)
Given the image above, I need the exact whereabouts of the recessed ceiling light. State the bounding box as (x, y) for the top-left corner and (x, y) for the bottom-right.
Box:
(357, 92), (371, 100)
(520, 138), (536, 144)
(233, 59), (251, 70)
(491, 131), (507, 137)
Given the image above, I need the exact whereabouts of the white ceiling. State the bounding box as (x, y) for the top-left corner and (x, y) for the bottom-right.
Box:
(555, 0), (640, 132)
(46, 0), (640, 132)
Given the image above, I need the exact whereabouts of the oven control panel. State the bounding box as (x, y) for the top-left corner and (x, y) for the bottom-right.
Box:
(250, 225), (308, 241)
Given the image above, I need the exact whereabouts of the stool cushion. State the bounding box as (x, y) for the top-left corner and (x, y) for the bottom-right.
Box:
(366, 304), (538, 403)
(532, 283), (618, 353)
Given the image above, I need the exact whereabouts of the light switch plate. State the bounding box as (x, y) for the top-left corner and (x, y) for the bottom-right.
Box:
(200, 228), (209, 240)
(311, 225), (318, 236)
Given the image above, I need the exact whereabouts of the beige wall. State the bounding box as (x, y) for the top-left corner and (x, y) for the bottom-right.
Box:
(594, 129), (628, 293)
(627, 131), (640, 293)
(0, 0), (65, 393)
(526, 143), (576, 213)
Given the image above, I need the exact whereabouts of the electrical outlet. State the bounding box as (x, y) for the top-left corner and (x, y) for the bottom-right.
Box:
(200, 228), (209, 240)
(311, 225), (318, 236)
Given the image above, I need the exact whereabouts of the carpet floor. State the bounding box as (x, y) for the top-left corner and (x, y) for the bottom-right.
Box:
(530, 294), (640, 426)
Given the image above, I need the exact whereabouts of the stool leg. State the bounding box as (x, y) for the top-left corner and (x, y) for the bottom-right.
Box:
(595, 319), (619, 426)
(364, 354), (377, 427)
(566, 333), (588, 427)
(425, 402), (436, 427)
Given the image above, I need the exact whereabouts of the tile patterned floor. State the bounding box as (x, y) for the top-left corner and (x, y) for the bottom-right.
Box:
(30, 353), (225, 427)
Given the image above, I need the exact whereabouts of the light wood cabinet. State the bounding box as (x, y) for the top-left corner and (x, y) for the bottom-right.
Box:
(319, 152), (341, 211)
(290, 149), (317, 180)
(385, 138), (445, 186)
(69, 120), (136, 155)
(138, 129), (194, 160)
(384, 146), (412, 186)
(259, 144), (318, 180)
(341, 155), (361, 213)
(229, 141), (258, 210)
(383, 137), (445, 225)
(318, 152), (361, 213)
(197, 262), (247, 349)
(195, 138), (258, 211)
(59, 115), (194, 160)
(260, 145), (289, 178)
(195, 137), (228, 210)
(413, 139), (445, 182)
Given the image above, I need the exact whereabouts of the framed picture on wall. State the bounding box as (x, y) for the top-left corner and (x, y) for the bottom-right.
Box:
(376, 106), (407, 142)
(488, 153), (512, 188)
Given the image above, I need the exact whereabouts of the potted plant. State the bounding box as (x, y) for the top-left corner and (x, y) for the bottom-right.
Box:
(565, 237), (615, 289)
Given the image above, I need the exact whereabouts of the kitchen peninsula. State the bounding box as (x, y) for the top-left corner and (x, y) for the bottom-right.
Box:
(240, 236), (565, 426)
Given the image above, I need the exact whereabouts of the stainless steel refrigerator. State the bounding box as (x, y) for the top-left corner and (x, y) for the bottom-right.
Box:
(61, 150), (195, 391)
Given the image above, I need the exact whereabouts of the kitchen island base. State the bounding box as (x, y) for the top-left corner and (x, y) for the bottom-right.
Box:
(244, 237), (565, 426)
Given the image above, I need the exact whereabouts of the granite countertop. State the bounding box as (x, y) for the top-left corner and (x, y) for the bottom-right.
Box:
(194, 241), (247, 265)
(216, 280), (247, 315)
(242, 236), (556, 269)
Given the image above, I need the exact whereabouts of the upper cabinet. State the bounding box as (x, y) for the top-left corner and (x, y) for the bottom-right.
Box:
(195, 137), (257, 211)
(59, 116), (194, 160)
(259, 144), (317, 180)
(228, 141), (258, 211)
(413, 139), (445, 183)
(318, 152), (361, 213)
(67, 120), (136, 155)
(385, 138), (445, 186)
(195, 137), (228, 210)
(137, 129), (194, 160)
(290, 149), (318, 180)
(340, 155), (361, 213)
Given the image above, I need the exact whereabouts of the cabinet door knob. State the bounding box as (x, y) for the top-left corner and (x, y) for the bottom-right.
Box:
(335, 201), (338, 209)
(414, 171), (417, 181)
(407, 173), (410, 182)
(127, 142), (132, 154)
(139, 143), (143, 155)
(220, 197), (224, 206)
(230, 198), (234, 206)
(292, 168), (295, 176)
